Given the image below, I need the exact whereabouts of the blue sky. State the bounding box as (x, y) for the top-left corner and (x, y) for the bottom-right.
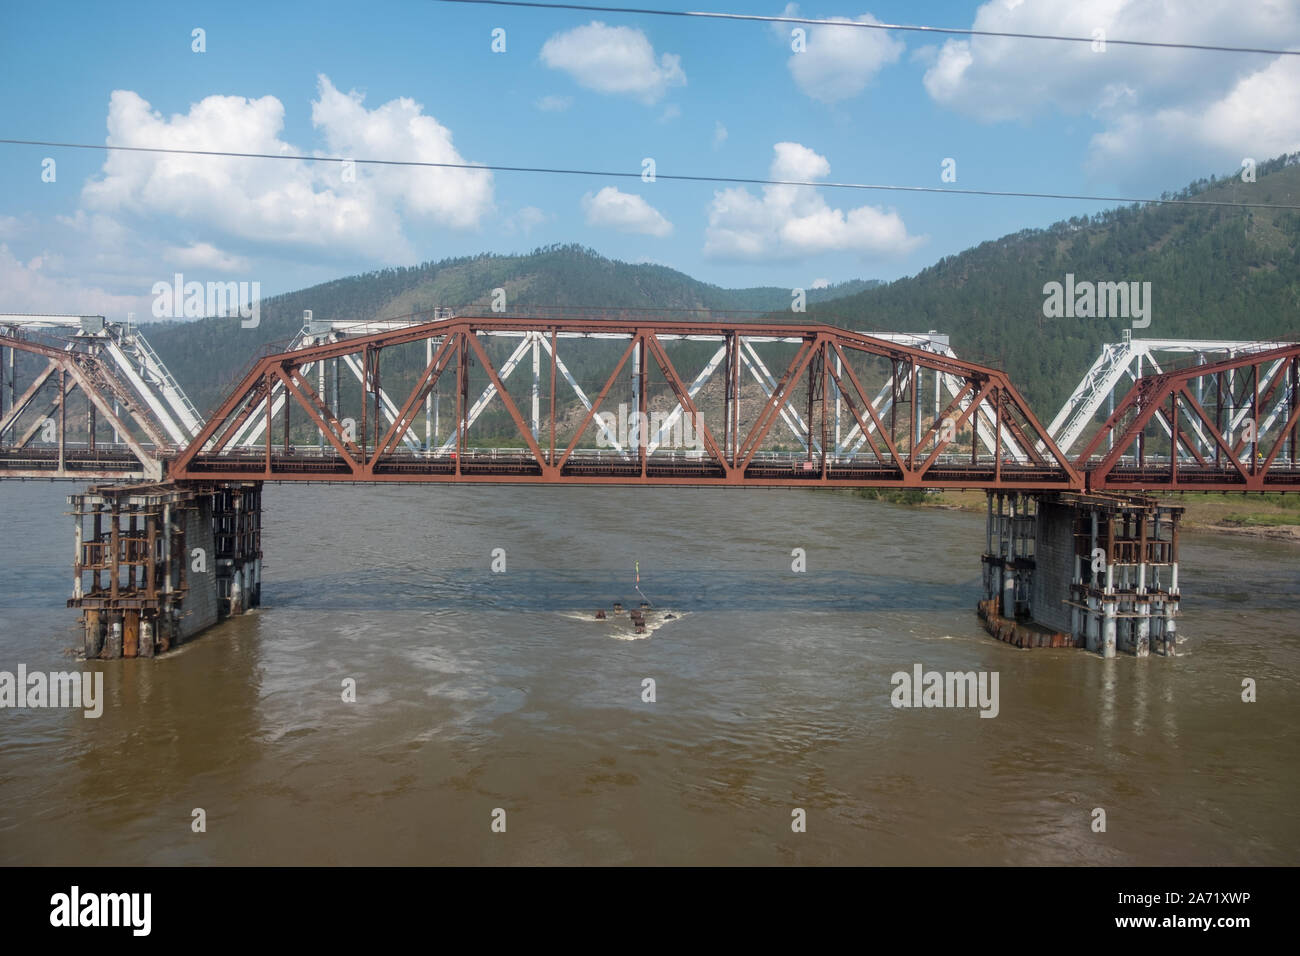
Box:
(1, 0), (1298, 316)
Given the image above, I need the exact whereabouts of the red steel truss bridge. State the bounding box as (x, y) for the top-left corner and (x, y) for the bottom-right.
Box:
(3, 313), (1299, 494)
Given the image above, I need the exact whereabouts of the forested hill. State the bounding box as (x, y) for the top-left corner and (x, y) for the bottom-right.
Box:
(146, 245), (876, 415)
(148, 154), (1300, 421)
(808, 153), (1300, 414)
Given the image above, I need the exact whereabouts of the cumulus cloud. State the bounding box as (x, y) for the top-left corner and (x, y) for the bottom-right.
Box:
(704, 142), (923, 260)
(581, 186), (673, 237)
(1089, 54), (1300, 175)
(923, 0), (1299, 119)
(782, 4), (904, 103)
(80, 75), (492, 263)
(310, 75), (493, 230)
(540, 21), (686, 104)
(920, 0), (1300, 176)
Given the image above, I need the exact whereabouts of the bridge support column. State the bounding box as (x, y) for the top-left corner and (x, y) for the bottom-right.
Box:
(83, 609), (103, 659)
(1101, 599), (1117, 659)
(978, 491), (1183, 657)
(105, 614), (123, 659)
(212, 482), (262, 618)
(1161, 599), (1178, 655)
(1086, 594), (1101, 653)
(70, 480), (262, 658)
(1134, 595), (1151, 658)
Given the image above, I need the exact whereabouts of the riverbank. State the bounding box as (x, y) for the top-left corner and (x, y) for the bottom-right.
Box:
(860, 488), (1300, 541)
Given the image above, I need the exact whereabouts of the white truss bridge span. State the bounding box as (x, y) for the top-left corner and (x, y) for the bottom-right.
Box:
(0, 313), (205, 450)
(1048, 333), (1294, 457)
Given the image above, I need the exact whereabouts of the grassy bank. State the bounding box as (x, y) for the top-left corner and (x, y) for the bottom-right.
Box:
(856, 488), (1300, 540)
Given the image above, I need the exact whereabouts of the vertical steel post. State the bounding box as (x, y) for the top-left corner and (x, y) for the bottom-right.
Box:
(549, 328), (557, 466)
(723, 331), (732, 463)
(456, 333), (465, 474)
(318, 355), (325, 452)
(820, 340), (829, 477)
(833, 350), (842, 457)
(638, 335), (647, 478)
(264, 370), (273, 474)
(911, 358), (919, 464)
(426, 336), (433, 453)
(360, 347), (369, 467)
(57, 368), (66, 474)
(1252, 360), (1260, 475)
(109, 503), (120, 602)
(72, 504), (83, 600)
(532, 331), (540, 439)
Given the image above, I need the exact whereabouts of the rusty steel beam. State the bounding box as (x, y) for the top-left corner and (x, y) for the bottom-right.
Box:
(0, 333), (164, 480)
(162, 315), (1086, 490)
(1081, 343), (1300, 492)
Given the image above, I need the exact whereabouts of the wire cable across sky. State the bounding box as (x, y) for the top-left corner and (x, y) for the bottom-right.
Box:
(431, 0), (1300, 57)
(1, 138), (1295, 210)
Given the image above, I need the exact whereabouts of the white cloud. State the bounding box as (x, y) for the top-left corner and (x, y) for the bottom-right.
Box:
(920, 1), (1300, 181)
(80, 75), (492, 264)
(0, 244), (148, 316)
(922, 0), (1300, 120)
(540, 21), (686, 104)
(310, 75), (493, 230)
(0, 216), (22, 240)
(581, 186), (673, 237)
(811, 277), (830, 289)
(659, 104), (681, 123)
(1089, 54), (1300, 175)
(165, 241), (250, 272)
(704, 142), (923, 260)
(783, 5), (904, 103)
(713, 121), (728, 149)
(536, 95), (573, 112)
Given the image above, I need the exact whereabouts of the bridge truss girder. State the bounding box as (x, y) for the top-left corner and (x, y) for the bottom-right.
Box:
(0, 332), (165, 480)
(1049, 336), (1292, 456)
(169, 315), (1080, 490)
(1078, 343), (1300, 492)
(0, 314), (204, 447)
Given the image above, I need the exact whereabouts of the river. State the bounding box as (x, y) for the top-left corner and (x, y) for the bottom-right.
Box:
(0, 481), (1296, 865)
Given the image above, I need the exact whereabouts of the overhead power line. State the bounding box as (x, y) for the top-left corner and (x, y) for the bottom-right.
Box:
(432, 0), (1300, 57)
(1, 138), (1294, 210)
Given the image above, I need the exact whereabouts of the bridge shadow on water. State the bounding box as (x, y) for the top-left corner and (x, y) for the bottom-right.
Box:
(266, 567), (978, 614)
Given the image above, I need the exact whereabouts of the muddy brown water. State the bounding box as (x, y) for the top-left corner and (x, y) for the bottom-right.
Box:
(0, 481), (1295, 864)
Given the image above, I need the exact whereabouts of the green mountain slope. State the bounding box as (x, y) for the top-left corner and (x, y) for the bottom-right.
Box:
(146, 244), (876, 415)
(808, 153), (1300, 415)
(148, 154), (1300, 426)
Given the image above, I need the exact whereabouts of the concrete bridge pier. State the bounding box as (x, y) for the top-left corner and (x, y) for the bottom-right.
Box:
(69, 480), (262, 658)
(979, 491), (1183, 656)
